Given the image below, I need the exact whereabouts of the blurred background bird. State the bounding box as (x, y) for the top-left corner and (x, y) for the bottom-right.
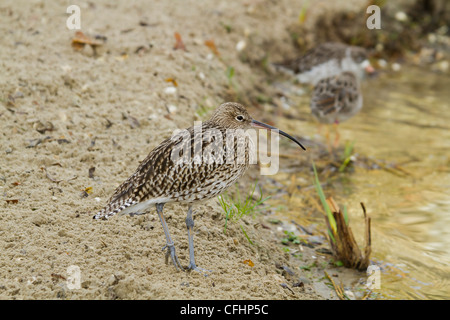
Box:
(273, 42), (375, 150)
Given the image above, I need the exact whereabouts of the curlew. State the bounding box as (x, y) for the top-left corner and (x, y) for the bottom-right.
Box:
(94, 102), (305, 273)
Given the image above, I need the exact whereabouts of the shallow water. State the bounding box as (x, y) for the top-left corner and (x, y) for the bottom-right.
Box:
(273, 66), (450, 299)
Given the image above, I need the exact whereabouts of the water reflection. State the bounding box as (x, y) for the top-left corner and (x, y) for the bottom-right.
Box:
(339, 67), (449, 299)
(273, 66), (450, 299)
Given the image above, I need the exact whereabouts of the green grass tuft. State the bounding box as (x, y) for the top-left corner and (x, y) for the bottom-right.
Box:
(339, 141), (355, 172)
(217, 182), (270, 243)
(312, 162), (337, 239)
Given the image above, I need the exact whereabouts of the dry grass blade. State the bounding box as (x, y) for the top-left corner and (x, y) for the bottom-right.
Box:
(362, 289), (373, 300)
(361, 202), (372, 264)
(324, 271), (348, 300)
(42, 166), (78, 185)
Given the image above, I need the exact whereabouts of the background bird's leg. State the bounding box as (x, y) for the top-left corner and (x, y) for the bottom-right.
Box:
(186, 206), (211, 275)
(156, 203), (184, 271)
(332, 121), (340, 149)
(324, 124), (333, 154)
(317, 123), (323, 135)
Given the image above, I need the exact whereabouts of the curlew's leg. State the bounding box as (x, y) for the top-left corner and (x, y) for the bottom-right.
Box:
(156, 203), (184, 271)
(185, 206), (211, 275)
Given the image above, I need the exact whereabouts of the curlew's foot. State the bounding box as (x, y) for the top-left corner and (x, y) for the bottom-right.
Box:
(187, 262), (212, 276)
(162, 243), (184, 272)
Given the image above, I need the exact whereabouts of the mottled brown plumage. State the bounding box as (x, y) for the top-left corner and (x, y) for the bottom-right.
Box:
(311, 72), (362, 124)
(94, 102), (305, 273)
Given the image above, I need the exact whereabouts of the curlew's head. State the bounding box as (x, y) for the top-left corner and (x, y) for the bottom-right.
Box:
(209, 102), (306, 150)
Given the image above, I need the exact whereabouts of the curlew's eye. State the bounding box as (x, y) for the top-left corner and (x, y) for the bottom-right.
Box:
(236, 115), (244, 121)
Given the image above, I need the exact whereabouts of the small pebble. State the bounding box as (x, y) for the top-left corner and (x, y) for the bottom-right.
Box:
(377, 59), (387, 68)
(392, 63), (401, 72)
(428, 34), (437, 44)
(433, 60), (449, 72)
(344, 290), (356, 300)
(167, 105), (178, 113)
(164, 86), (177, 94)
(236, 40), (246, 52)
(395, 12), (408, 22)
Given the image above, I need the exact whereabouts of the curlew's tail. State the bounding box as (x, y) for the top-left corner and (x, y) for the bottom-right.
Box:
(93, 198), (138, 220)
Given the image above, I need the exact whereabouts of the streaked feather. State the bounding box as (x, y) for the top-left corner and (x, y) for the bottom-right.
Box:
(310, 72), (362, 124)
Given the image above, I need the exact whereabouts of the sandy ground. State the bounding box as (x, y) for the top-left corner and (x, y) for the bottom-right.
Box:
(0, 0), (376, 299)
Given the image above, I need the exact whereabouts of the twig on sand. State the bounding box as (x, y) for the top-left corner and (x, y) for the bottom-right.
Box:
(42, 166), (78, 185)
(324, 271), (349, 300)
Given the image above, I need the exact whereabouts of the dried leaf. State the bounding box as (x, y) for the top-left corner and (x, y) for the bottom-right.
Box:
(71, 31), (105, 55)
(71, 31), (103, 47)
(173, 32), (186, 51)
(204, 39), (220, 56)
(80, 186), (92, 198)
(5, 199), (19, 204)
(243, 259), (254, 267)
(71, 41), (85, 51)
(165, 78), (178, 87)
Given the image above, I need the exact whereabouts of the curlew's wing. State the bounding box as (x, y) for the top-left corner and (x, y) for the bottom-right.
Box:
(310, 72), (361, 123)
(93, 136), (179, 219)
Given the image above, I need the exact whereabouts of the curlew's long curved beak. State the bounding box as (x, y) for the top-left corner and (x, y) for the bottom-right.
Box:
(251, 119), (306, 151)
